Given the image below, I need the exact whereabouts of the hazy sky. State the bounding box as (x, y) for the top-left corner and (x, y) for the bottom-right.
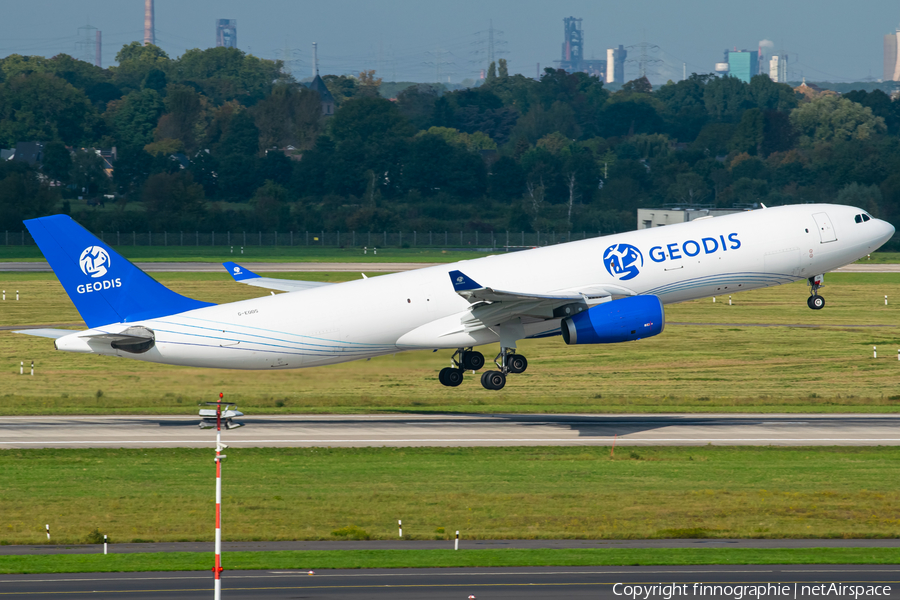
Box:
(2, 0), (899, 84)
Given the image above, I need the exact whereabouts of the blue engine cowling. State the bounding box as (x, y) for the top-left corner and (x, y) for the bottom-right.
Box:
(560, 295), (665, 345)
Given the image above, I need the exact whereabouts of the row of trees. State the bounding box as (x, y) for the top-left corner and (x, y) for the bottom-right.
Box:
(0, 46), (898, 248)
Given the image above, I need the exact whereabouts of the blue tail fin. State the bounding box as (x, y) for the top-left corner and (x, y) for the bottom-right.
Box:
(25, 215), (213, 328)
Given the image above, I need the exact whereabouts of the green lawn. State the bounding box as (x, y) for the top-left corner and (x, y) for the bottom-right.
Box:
(1, 272), (899, 414)
(2, 446), (900, 545)
(3, 547), (900, 574)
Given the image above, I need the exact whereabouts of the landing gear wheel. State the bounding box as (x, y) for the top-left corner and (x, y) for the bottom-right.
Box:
(507, 355), (528, 374)
(439, 367), (464, 387)
(480, 370), (506, 390)
(807, 295), (825, 310)
(461, 351), (485, 371)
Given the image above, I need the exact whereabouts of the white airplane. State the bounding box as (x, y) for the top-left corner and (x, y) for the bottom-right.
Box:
(18, 204), (894, 390)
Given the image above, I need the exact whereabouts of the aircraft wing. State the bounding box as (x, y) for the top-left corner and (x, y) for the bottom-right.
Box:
(223, 262), (333, 292)
(447, 270), (634, 334)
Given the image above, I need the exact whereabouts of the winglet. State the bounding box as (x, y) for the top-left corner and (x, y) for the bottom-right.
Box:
(223, 261), (259, 281)
(448, 270), (482, 292)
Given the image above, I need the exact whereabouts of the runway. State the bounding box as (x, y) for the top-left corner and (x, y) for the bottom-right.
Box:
(2, 261), (898, 273)
(2, 413), (899, 449)
(0, 261), (431, 272)
(2, 565), (898, 599)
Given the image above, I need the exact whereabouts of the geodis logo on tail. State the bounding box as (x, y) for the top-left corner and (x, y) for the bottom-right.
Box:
(76, 246), (121, 294)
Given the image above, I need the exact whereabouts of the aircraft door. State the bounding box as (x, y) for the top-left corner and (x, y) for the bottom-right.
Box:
(812, 212), (837, 243)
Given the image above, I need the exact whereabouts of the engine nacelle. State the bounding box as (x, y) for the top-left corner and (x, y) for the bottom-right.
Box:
(560, 295), (664, 345)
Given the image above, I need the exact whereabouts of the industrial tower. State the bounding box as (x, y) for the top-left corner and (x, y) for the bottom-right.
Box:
(143, 0), (155, 46)
(556, 17), (608, 79)
(216, 19), (237, 48)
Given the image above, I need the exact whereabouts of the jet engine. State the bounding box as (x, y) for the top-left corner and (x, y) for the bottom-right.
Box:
(560, 295), (664, 345)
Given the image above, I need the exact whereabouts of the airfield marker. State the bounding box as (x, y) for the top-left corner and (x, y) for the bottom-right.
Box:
(19, 361), (23, 375)
(398, 520), (402, 538)
(104, 534), (107, 555)
(199, 393), (245, 600)
(31, 361), (34, 376)
(729, 295), (732, 306)
(16, 290), (18, 301)
(874, 346), (877, 359)
(45, 524), (49, 540)
(712, 296), (715, 302)
(455, 530), (459, 550)
(886, 295), (889, 306)
(214, 395), (224, 600)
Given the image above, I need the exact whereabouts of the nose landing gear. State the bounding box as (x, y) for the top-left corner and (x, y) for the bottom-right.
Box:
(807, 274), (825, 310)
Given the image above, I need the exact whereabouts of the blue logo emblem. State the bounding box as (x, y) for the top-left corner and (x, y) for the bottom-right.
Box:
(603, 244), (643, 281)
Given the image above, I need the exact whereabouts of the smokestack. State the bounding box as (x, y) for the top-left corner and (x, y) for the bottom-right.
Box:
(312, 42), (318, 76)
(95, 30), (101, 68)
(144, 0), (155, 46)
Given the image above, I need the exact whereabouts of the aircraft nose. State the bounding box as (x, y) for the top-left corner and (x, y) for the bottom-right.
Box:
(882, 219), (896, 240)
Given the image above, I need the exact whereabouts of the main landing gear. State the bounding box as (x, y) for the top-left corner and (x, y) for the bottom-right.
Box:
(438, 348), (484, 387)
(807, 274), (825, 310)
(437, 347), (528, 390)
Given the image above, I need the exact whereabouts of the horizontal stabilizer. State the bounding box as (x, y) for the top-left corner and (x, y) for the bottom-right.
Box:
(13, 328), (80, 339)
(223, 262), (332, 292)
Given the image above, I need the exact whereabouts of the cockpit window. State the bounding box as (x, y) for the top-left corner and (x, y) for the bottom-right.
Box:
(855, 214), (862, 223)
(862, 214), (871, 222)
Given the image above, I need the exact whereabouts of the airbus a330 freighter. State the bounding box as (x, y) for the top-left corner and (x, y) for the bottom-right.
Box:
(19, 204), (894, 390)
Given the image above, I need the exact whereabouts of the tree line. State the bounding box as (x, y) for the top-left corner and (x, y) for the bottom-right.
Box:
(0, 45), (898, 249)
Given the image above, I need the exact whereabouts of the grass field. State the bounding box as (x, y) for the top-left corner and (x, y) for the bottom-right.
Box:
(2, 446), (900, 546)
(3, 547), (900, 574)
(0, 245), (494, 263)
(1, 272), (899, 414)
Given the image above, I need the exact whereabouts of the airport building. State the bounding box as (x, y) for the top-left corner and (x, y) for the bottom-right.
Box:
(727, 50), (758, 83)
(637, 207), (747, 230)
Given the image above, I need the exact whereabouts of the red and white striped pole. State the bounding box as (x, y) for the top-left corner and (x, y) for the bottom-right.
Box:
(214, 392), (224, 600)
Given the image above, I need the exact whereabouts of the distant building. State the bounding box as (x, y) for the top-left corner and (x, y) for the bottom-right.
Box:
(885, 27), (900, 81)
(794, 79), (837, 100)
(637, 207), (747, 230)
(768, 54), (788, 82)
(216, 19), (237, 48)
(556, 17), (608, 79)
(727, 50), (758, 83)
(306, 74), (336, 116)
(12, 141), (44, 165)
(605, 45), (627, 84)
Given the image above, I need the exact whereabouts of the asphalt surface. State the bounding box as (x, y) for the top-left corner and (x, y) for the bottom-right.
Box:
(3, 565), (899, 599)
(2, 261), (899, 273)
(0, 261), (431, 272)
(2, 413), (900, 449)
(4, 538), (900, 556)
